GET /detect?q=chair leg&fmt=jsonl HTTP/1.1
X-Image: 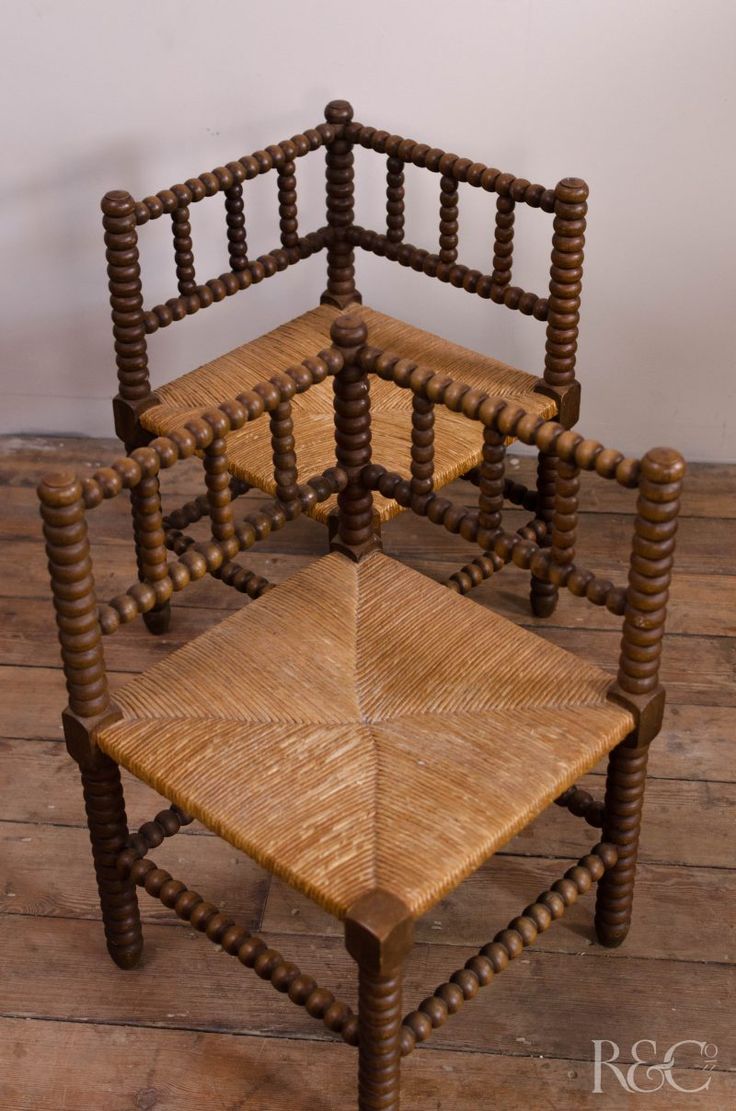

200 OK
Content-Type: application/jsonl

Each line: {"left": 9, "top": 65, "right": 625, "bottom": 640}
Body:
{"left": 595, "top": 737, "right": 650, "bottom": 948}
{"left": 128, "top": 469, "right": 171, "bottom": 636}
{"left": 357, "top": 960, "right": 404, "bottom": 1111}
{"left": 530, "top": 451, "right": 558, "bottom": 616}
{"left": 80, "top": 753, "right": 143, "bottom": 969}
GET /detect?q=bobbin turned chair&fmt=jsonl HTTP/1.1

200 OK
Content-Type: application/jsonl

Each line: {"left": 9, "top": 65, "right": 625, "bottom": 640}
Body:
{"left": 40, "top": 313, "right": 684, "bottom": 1111}
{"left": 104, "top": 98, "right": 587, "bottom": 635}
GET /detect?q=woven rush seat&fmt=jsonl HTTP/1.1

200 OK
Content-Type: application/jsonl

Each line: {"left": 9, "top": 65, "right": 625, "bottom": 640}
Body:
{"left": 95, "top": 549, "right": 633, "bottom": 919}
{"left": 139, "top": 304, "right": 557, "bottom": 524}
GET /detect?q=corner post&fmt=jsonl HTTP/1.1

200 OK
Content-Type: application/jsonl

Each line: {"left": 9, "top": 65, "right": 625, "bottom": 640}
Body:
{"left": 38, "top": 471, "right": 143, "bottom": 969}
{"left": 321, "top": 100, "right": 362, "bottom": 309}
{"left": 596, "top": 447, "right": 685, "bottom": 947}
{"left": 531, "top": 177, "right": 588, "bottom": 617}
{"left": 102, "top": 190, "right": 152, "bottom": 446}
{"left": 330, "top": 313, "right": 380, "bottom": 560}
{"left": 345, "top": 890, "right": 414, "bottom": 1111}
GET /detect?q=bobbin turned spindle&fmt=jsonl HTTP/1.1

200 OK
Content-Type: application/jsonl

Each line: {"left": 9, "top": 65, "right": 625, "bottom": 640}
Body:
{"left": 531, "top": 176, "right": 588, "bottom": 618}
{"left": 38, "top": 470, "right": 143, "bottom": 969}
{"left": 596, "top": 447, "right": 685, "bottom": 947}
{"left": 386, "top": 155, "right": 405, "bottom": 245}
{"left": 330, "top": 312, "right": 379, "bottom": 561}
{"left": 321, "top": 100, "right": 362, "bottom": 308}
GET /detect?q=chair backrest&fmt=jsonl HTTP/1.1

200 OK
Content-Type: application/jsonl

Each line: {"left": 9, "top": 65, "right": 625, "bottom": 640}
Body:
{"left": 103, "top": 100, "right": 587, "bottom": 442}
{"left": 40, "top": 312, "right": 683, "bottom": 753}
{"left": 341, "top": 111, "right": 587, "bottom": 406}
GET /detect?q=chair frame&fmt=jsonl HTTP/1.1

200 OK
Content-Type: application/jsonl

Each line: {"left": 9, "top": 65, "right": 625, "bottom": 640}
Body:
{"left": 39, "top": 312, "right": 684, "bottom": 1110}
{"left": 103, "top": 98, "right": 587, "bottom": 634}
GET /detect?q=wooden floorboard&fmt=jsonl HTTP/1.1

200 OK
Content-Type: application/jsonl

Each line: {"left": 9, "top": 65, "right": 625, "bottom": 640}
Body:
{"left": 6, "top": 1019, "right": 732, "bottom": 1111}
{"left": 0, "top": 434, "right": 733, "bottom": 1109}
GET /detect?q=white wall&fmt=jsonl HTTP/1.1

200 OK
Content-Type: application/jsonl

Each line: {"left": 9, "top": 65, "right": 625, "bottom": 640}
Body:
{"left": 2, "top": 0, "right": 734, "bottom": 460}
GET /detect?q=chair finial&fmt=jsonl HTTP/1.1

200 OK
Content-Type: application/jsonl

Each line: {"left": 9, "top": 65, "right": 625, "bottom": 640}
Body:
{"left": 330, "top": 311, "right": 367, "bottom": 351}
{"left": 324, "top": 99, "right": 354, "bottom": 125}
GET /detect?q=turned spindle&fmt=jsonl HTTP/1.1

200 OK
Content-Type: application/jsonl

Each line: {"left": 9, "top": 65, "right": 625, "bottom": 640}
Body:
{"left": 330, "top": 313, "right": 378, "bottom": 559}
{"left": 596, "top": 447, "right": 685, "bottom": 947}
{"left": 321, "top": 100, "right": 361, "bottom": 308}
{"left": 38, "top": 471, "right": 142, "bottom": 968}
{"left": 102, "top": 190, "right": 150, "bottom": 417}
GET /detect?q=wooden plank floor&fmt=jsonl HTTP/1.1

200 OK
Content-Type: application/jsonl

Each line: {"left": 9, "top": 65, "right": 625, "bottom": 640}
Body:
{"left": 0, "top": 434, "right": 734, "bottom": 1110}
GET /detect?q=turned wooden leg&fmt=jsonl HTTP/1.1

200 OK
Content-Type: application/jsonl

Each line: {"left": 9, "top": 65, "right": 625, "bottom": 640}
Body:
{"left": 39, "top": 468, "right": 142, "bottom": 967}
{"left": 357, "top": 964, "right": 404, "bottom": 1111}
{"left": 345, "top": 890, "right": 413, "bottom": 1111}
{"left": 530, "top": 452, "right": 558, "bottom": 616}
{"left": 80, "top": 753, "right": 143, "bottom": 969}
{"left": 595, "top": 738, "right": 650, "bottom": 948}
{"left": 127, "top": 464, "right": 171, "bottom": 636}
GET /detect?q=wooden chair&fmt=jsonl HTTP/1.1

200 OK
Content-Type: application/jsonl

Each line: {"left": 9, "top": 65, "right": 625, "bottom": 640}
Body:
{"left": 104, "top": 99, "right": 587, "bottom": 634}
{"left": 39, "top": 313, "right": 684, "bottom": 1110}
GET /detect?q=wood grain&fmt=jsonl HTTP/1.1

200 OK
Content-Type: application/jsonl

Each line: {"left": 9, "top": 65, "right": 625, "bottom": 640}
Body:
{"left": 4, "top": 1018, "right": 732, "bottom": 1111}
{"left": 2, "top": 916, "right": 734, "bottom": 1068}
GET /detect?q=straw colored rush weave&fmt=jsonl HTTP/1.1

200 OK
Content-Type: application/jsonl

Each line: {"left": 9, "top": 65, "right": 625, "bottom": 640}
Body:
{"left": 95, "top": 550, "right": 634, "bottom": 919}
{"left": 139, "top": 304, "right": 556, "bottom": 523}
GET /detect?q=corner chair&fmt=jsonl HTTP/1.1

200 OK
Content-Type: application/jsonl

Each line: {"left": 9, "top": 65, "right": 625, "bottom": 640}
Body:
{"left": 40, "top": 311, "right": 684, "bottom": 1110}
{"left": 103, "top": 99, "right": 587, "bottom": 634}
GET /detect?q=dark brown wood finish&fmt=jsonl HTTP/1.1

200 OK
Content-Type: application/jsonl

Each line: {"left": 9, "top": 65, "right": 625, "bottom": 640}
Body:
{"left": 345, "top": 890, "right": 414, "bottom": 1111}
{"left": 116, "top": 807, "right": 361, "bottom": 1048}
{"left": 386, "top": 156, "right": 405, "bottom": 245}
{"left": 550, "top": 459, "right": 579, "bottom": 579}
{"left": 530, "top": 452, "right": 560, "bottom": 617}
{"left": 321, "top": 100, "right": 362, "bottom": 309}
{"left": 59, "top": 99, "right": 692, "bottom": 1106}
{"left": 7, "top": 435, "right": 733, "bottom": 1107}
{"left": 128, "top": 461, "right": 172, "bottom": 636}
{"left": 224, "top": 181, "right": 248, "bottom": 272}
{"left": 438, "top": 174, "right": 459, "bottom": 264}
{"left": 171, "top": 205, "right": 197, "bottom": 296}
{"left": 596, "top": 448, "right": 685, "bottom": 947}
{"left": 79, "top": 754, "right": 144, "bottom": 970}
{"left": 270, "top": 398, "right": 300, "bottom": 511}
{"left": 543, "top": 178, "right": 589, "bottom": 393}
{"left": 101, "top": 190, "right": 150, "bottom": 424}
{"left": 203, "top": 423, "right": 238, "bottom": 556}
{"left": 477, "top": 426, "right": 506, "bottom": 535}
{"left": 31, "top": 391, "right": 691, "bottom": 1108}
{"left": 329, "top": 313, "right": 378, "bottom": 559}
{"left": 38, "top": 471, "right": 142, "bottom": 969}
{"left": 400, "top": 843, "right": 618, "bottom": 1056}
{"left": 530, "top": 177, "right": 588, "bottom": 616}
{"left": 410, "top": 394, "right": 435, "bottom": 500}
{"left": 101, "top": 101, "right": 593, "bottom": 640}
{"left": 491, "top": 194, "right": 515, "bottom": 288}
{"left": 277, "top": 152, "right": 300, "bottom": 251}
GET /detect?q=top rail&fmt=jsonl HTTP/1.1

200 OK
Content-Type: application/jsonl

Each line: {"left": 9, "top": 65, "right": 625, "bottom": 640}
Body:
{"left": 345, "top": 121, "right": 558, "bottom": 210}
{"left": 132, "top": 121, "right": 342, "bottom": 224}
